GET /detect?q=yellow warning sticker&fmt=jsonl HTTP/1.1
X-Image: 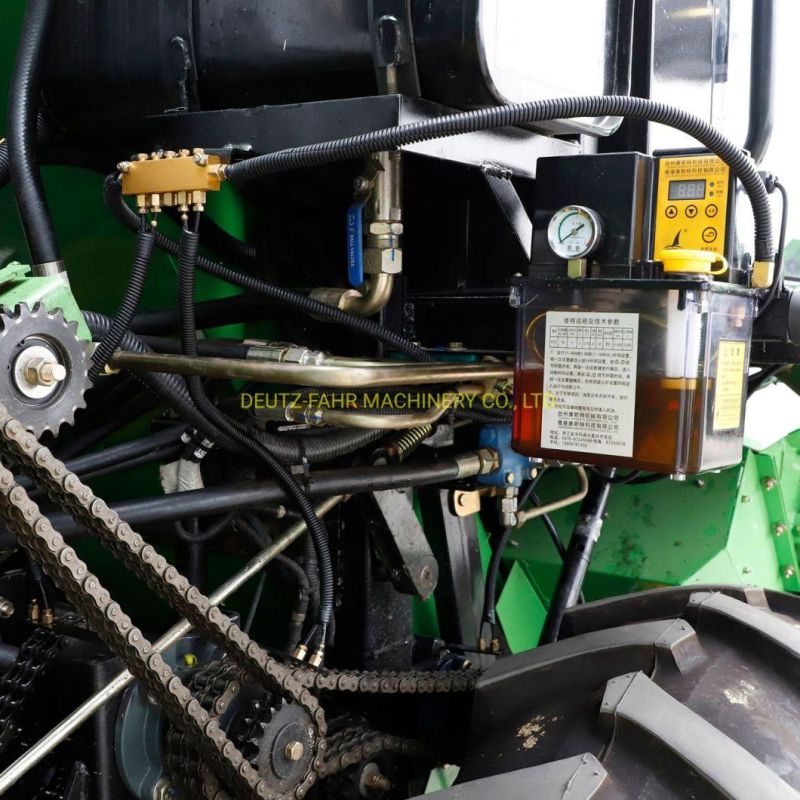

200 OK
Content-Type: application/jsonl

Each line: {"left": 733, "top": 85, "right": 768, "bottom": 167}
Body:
{"left": 713, "top": 339, "right": 747, "bottom": 431}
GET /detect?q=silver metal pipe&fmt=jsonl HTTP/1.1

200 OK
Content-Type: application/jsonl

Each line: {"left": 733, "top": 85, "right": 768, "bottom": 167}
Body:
{"left": 275, "top": 393, "right": 459, "bottom": 430}
{"left": 0, "top": 496, "right": 343, "bottom": 795}
{"left": 310, "top": 273, "right": 396, "bottom": 317}
{"left": 108, "top": 351, "right": 512, "bottom": 388}
{"left": 514, "top": 466, "right": 589, "bottom": 528}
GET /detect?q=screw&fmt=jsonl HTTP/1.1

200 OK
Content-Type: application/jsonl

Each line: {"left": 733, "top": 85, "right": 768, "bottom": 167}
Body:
{"left": 504, "top": 471, "right": 515, "bottom": 485}
{"left": 695, "top": 479, "right": 705, "bottom": 488}
{"left": 775, "top": 524, "right": 788, "bottom": 537}
{"left": 762, "top": 477, "right": 777, "bottom": 491}
{"left": 284, "top": 741, "right": 305, "bottom": 761}
{"left": 0, "top": 598, "right": 14, "bottom": 619}
{"left": 784, "top": 565, "right": 797, "bottom": 579}
{"left": 420, "top": 564, "right": 434, "bottom": 585}
{"left": 117, "top": 161, "right": 132, "bottom": 173}
{"left": 741, "top": 495, "right": 752, "bottom": 504}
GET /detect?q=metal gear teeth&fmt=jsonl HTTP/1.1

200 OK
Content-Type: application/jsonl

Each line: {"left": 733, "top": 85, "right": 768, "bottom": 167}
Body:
{"left": 0, "top": 302, "right": 90, "bottom": 437}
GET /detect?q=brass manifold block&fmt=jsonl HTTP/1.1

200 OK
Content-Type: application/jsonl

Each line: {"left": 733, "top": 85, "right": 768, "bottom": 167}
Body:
{"left": 118, "top": 148, "right": 224, "bottom": 215}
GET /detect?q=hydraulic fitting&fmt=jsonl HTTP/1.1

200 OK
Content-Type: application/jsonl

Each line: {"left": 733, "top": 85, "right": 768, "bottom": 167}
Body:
{"left": 292, "top": 643, "right": 309, "bottom": 663}
{"left": 308, "top": 645, "right": 326, "bottom": 670}
{"left": 364, "top": 150, "right": 403, "bottom": 277}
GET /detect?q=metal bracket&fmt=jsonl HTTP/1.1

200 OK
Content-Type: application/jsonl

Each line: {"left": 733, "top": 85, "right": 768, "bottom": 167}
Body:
{"left": 368, "top": 0, "right": 421, "bottom": 96}
{"left": 367, "top": 488, "right": 438, "bottom": 599}
{"left": 753, "top": 451, "right": 800, "bottom": 591}
{"left": 480, "top": 164, "right": 533, "bottom": 261}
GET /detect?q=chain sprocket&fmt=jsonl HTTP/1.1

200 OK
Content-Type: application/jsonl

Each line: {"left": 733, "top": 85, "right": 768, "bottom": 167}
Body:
{"left": 0, "top": 404, "right": 479, "bottom": 799}
{"left": 0, "top": 304, "right": 89, "bottom": 436}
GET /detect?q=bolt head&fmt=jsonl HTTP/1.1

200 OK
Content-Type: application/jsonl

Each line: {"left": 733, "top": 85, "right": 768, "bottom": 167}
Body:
{"left": 783, "top": 565, "right": 797, "bottom": 579}
{"left": 775, "top": 524, "right": 788, "bottom": 537}
{"left": 284, "top": 741, "right": 305, "bottom": 761}
{"left": 762, "top": 477, "right": 777, "bottom": 491}
{"left": 504, "top": 471, "right": 515, "bottom": 485}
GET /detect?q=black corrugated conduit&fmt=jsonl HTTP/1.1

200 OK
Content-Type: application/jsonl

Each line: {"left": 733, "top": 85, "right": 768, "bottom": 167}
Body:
{"left": 89, "top": 222, "right": 156, "bottom": 380}
{"left": 223, "top": 95, "right": 773, "bottom": 262}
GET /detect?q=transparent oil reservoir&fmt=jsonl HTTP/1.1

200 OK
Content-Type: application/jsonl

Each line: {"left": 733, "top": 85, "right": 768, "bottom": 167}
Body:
{"left": 511, "top": 279, "right": 755, "bottom": 475}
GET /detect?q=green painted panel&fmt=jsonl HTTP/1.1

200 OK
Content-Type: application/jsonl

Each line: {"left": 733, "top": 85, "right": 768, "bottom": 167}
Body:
{"left": 496, "top": 561, "right": 547, "bottom": 653}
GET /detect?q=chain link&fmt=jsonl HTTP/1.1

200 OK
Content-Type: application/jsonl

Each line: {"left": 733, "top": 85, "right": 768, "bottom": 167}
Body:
{"left": 0, "top": 403, "right": 478, "bottom": 798}
{"left": 0, "top": 625, "right": 63, "bottom": 755}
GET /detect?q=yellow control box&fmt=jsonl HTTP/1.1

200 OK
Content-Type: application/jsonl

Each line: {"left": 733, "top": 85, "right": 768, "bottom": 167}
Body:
{"left": 652, "top": 153, "right": 731, "bottom": 258}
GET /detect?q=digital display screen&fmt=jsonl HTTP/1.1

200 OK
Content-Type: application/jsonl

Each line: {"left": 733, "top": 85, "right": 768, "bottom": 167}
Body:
{"left": 668, "top": 179, "right": 706, "bottom": 201}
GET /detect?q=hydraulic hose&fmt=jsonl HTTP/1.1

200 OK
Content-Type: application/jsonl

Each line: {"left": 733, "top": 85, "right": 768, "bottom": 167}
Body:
{"left": 89, "top": 309, "right": 384, "bottom": 464}
{"left": 248, "top": 425, "right": 385, "bottom": 465}
{"left": 481, "top": 526, "right": 513, "bottom": 629}
{"left": 103, "top": 176, "right": 433, "bottom": 362}
{"left": 89, "top": 222, "right": 156, "bottom": 380}
{"left": 7, "top": 0, "right": 62, "bottom": 272}
{"left": 174, "top": 513, "right": 236, "bottom": 544}
{"left": 224, "top": 96, "right": 774, "bottom": 262}
{"left": 176, "top": 224, "right": 336, "bottom": 636}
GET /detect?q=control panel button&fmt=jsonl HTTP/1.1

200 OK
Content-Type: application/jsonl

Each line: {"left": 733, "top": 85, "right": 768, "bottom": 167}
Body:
{"left": 685, "top": 205, "right": 698, "bottom": 218}
{"left": 706, "top": 204, "right": 718, "bottom": 218}
{"left": 702, "top": 227, "right": 718, "bottom": 244}
{"left": 665, "top": 205, "right": 678, "bottom": 219}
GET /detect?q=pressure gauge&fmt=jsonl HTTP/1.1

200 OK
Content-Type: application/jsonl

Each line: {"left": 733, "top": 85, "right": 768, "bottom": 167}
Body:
{"left": 547, "top": 205, "right": 605, "bottom": 260}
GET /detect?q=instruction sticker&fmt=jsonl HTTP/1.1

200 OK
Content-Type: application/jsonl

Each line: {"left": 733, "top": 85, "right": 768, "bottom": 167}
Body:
{"left": 713, "top": 339, "right": 747, "bottom": 431}
{"left": 541, "top": 311, "right": 639, "bottom": 457}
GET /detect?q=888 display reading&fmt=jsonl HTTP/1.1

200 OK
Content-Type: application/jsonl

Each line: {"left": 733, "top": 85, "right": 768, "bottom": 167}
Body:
{"left": 668, "top": 179, "right": 706, "bottom": 201}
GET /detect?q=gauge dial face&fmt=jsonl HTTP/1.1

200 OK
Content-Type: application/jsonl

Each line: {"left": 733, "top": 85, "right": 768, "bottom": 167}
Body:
{"left": 547, "top": 205, "right": 604, "bottom": 260}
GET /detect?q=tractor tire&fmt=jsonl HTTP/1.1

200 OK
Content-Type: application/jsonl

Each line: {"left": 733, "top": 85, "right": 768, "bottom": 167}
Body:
{"left": 424, "top": 586, "right": 800, "bottom": 800}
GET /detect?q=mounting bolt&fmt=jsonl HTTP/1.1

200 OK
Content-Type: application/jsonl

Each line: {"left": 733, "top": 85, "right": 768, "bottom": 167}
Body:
{"left": 783, "top": 565, "right": 796, "bottom": 580}
{"left": 183, "top": 653, "right": 198, "bottom": 668}
{"left": 25, "top": 357, "right": 66, "bottom": 387}
{"left": 284, "top": 741, "right": 305, "bottom": 762}
{"left": 762, "top": 476, "right": 777, "bottom": 492}
{"left": 0, "top": 598, "right": 14, "bottom": 619}
{"left": 153, "top": 778, "right": 173, "bottom": 800}
{"left": 694, "top": 479, "right": 705, "bottom": 488}
{"left": 117, "top": 161, "right": 132, "bottom": 173}
{"left": 741, "top": 495, "right": 752, "bottom": 504}
{"left": 362, "top": 769, "right": 393, "bottom": 794}
{"left": 504, "top": 471, "right": 515, "bottom": 486}
{"left": 775, "top": 524, "right": 788, "bottom": 537}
